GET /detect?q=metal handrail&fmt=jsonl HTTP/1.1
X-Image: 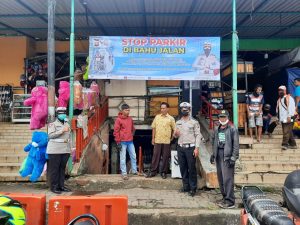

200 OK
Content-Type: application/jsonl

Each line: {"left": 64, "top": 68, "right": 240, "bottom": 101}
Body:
{"left": 71, "top": 97, "right": 109, "bottom": 162}
{"left": 200, "top": 96, "right": 221, "bottom": 129}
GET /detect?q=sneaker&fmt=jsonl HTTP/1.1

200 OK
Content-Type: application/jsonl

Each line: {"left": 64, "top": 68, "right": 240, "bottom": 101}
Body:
{"left": 289, "top": 146, "right": 297, "bottom": 149}
{"left": 218, "top": 202, "right": 235, "bottom": 209}
{"left": 121, "top": 175, "right": 129, "bottom": 180}
{"left": 282, "top": 146, "right": 288, "bottom": 150}
{"left": 216, "top": 198, "right": 225, "bottom": 205}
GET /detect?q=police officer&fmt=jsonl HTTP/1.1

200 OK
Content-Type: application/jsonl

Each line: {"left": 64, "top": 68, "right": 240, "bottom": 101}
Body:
{"left": 210, "top": 110, "right": 239, "bottom": 209}
{"left": 174, "top": 102, "right": 201, "bottom": 197}
{"left": 47, "top": 107, "right": 71, "bottom": 194}
{"left": 192, "top": 42, "right": 220, "bottom": 77}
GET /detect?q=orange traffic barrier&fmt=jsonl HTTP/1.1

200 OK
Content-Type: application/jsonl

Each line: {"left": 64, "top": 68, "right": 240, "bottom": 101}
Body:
{"left": 48, "top": 195, "right": 128, "bottom": 225}
{"left": 240, "top": 209, "right": 248, "bottom": 225}
{"left": 0, "top": 192, "right": 46, "bottom": 225}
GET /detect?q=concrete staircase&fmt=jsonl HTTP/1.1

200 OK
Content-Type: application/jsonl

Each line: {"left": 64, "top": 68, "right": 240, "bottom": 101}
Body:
{"left": 236, "top": 125, "right": 300, "bottom": 185}
{"left": 0, "top": 123, "right": 46, "bottom": 181}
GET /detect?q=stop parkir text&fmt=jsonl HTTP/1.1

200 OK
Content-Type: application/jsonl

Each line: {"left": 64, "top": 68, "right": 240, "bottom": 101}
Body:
{"left": 123, "top": 47, "right": 186, "bottom": 54}
{"left": 122, "top": 38, "right": 187, "bottom": 46}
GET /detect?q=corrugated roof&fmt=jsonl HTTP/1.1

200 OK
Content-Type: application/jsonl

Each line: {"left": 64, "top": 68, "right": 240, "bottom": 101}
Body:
{"left": 0, "top": 0, "right": 299, "bottom": 40}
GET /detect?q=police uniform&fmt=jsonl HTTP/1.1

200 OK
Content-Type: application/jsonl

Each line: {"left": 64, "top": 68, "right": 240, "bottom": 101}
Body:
{"left": 192, "top": 43, "right": 220, "bottom": 77}
{"left": 175, "top": 104, "right": 201, "bottom": 193}
{"left": 47, "top": 115, "right": 71, "bottom": 193}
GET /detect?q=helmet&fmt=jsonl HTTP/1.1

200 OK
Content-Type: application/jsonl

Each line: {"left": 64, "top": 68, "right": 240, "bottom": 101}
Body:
{"left": 179, "top": 102, "right": 191, "bottom": 109}
{"left": 0, "top": 196, "right": 26, "bottom": 225}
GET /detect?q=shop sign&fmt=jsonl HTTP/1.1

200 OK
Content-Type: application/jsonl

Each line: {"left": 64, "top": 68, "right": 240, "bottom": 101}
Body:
{"left": 88, "top": 36, "right": 220, "bottom": 81}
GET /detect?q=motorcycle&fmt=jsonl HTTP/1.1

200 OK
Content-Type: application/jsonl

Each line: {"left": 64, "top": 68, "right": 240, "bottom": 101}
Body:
{"left": 240, "top": 169, "right": 300, "bottom": 225}
{"left": 67, "top": 214, "right": 100, "bottom": 225}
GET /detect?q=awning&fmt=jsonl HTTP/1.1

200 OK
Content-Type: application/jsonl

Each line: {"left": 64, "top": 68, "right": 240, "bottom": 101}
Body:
{"left": 269, "top": 47, "right": 300, "bottom": 74}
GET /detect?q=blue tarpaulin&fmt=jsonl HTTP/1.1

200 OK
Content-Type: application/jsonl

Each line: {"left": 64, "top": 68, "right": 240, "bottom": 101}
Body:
{"left": 287, "top": 68, "right": 300, "bottom": 96}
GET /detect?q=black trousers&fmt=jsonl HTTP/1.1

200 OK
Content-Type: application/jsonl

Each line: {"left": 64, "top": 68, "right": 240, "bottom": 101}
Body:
{"left": 48, "top": 154, "right": 70, "bottom": 190}
{"left": 150, "top": 144, "right": 171, "bottom": 174}
{"left": 216, "top": 149, "right": 235, "bottom": 205}
{"left": 177, "top": 147, "right": 197, "bottom": 191}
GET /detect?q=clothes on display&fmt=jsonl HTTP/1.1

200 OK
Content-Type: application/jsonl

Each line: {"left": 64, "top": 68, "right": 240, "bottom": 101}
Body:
{"left": 0, "top": 85, "right": 13, "bottom": 122}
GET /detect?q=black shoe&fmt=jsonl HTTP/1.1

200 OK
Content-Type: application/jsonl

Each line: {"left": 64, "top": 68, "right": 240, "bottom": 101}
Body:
{"left": 60, "top": 186, "right": 71, "bottom": 192}
{"left": 51, "top": 188, "right": 62, "bottom": 194}
{"left": 178, "top": 188, "right": 190, "bottom": 193}
{"left": 145, "top": 172, "right": 156, "bottom": 178}
{"left": 161, "top": 173, "right": 167, "bottom": 179}
{"left": 188, "top": 190, "right": 196, "bottom": 197}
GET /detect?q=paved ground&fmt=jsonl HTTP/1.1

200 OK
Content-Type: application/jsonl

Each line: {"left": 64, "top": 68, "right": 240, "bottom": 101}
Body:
{"left": 0, "top": 179, "right": 284, "bottom": 210}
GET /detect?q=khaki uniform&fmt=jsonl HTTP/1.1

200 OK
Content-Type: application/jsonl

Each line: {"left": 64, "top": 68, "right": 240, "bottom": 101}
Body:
{"left": 46, "top": 119, "right": 71, "bottom": 154}
{"left": 192, "top": 54, "right": 220, "bottom": 76}
{"left": 176, "top": 118, "right": 201, "bottom": 148}
{"left": 175, "top": 117, "right": 201, "bottom": 192}
{"left": 46, "top": 118, "right": 71, "bottom": 192}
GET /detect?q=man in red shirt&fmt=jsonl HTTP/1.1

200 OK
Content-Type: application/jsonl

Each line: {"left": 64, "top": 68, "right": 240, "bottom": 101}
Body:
{"left": 113, "top": 104, "right": 137, "bottom": 180}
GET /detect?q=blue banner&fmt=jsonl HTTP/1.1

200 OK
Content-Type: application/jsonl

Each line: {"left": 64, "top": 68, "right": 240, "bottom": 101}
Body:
{"left": 88, "top": 36, "right": 220, "bottom": 81}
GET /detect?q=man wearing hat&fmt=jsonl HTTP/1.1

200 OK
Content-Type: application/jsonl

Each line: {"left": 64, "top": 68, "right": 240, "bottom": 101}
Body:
{"left": 192, "top": 42, "right": 220, "bottom": 77}
{"left": 46, "top": 107, "right": 71, "bottom": 194}
{"left": 210, "top": 110, "right": 239, "bottom": 209}
{"left": 173, "top": 102, "right": 201, "bottom": 197}
{"left": 277, "top": 85, "right": 297, "bottom": 150}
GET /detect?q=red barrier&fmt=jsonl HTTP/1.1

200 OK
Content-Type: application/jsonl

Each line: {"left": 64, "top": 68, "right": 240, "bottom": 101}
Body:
{"left": 200, "top": 96, "right": 220, "bottom": 130}
{"left": 0, "top": 193, "right": 46, "bottom": 225}
{"left": 240, "top": 209, "right": 248, "bottom": 225}
{"left": 48, "top": 195, "right": 128, "bottom": 225}
{"left": 71, "top": 97, "right": 108, "bottom": 162}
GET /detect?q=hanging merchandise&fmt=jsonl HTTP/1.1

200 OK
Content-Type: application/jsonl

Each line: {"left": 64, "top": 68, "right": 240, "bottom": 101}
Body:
{"left": 24, "top": 86, "right": 48, "bottom": 130}
{"left": 0, "top": 85, "right": 13, "bottom": 122}
{"left": 82, "top": 88, "right": 90, "bottom": 110}
{"left": 83, "top": 56, "right": 89, "bottom": 81}
{"left": 19, "top": 131, "right": 48, "bottom": 182}
{"left": 58, "top": 81, "right": 70, "bottom": 107}
{"left": 90, "top": 81, "right": 100, "bottom": 106}
{"left": 74, "top": 81, "right": 83, "bottom": 109}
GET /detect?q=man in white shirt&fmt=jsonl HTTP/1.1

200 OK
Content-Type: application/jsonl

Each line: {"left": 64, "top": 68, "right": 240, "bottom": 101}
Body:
{"left": 276, "top": 85, "right": 297, "bottom": 150}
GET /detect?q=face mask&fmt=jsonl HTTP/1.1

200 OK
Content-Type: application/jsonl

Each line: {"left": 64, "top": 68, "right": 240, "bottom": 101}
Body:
{"left": 279, "top": 92, "right": 285, "bottom": 97}
{"left": 181, "top": 111, "right": 189, "bottom": 116}
{"left": 219, "top": 119, "right": 229, "bottom": 126}
{"left": 253, "top": 92, "right": 259, "bottom": 97}
{"left": 58, "top": 114, "right": 67, "bottom": 122}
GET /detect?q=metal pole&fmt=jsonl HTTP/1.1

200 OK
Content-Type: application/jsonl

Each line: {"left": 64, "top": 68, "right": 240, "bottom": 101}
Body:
{"left": 232, "top": 0, "right": 238, "bottom": 126}
{"left": 69, "top": 0, "right": 75, "bottom": 119}
{"left": 189, "top": 80, "right": 193, "bottom": 114}
{"left": 47, "top": 0, "right": 56, "bottom": 122}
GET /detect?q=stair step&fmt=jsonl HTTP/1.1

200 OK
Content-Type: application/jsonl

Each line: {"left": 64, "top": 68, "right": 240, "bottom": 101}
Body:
{"left": 0, "top": 155, "right": 27, "bottom": 163}
{"left": 240, "top": 161, "right": 300, "bottom": 172}
{"left": 235, "top": 172, "right": 288, "bottom": 185}
{"left": 240, "top": 148, "right": 299, "bottom": 154}
{"left": 0, "top": 163, "right": 21, "bottom": 173}
{"left": 240, "top": 154, "right": 300, "bottom": 161}
{"left": 0, "top": 173, "right": 46, "bottom": 182}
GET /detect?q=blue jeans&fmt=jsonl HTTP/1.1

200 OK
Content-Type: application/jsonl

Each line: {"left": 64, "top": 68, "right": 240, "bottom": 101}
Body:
{"left": 120, "top": 141, "right": 137, "bottom": 175}
{"left": 263, "top": 117, "right": 271, "bottom": 133}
